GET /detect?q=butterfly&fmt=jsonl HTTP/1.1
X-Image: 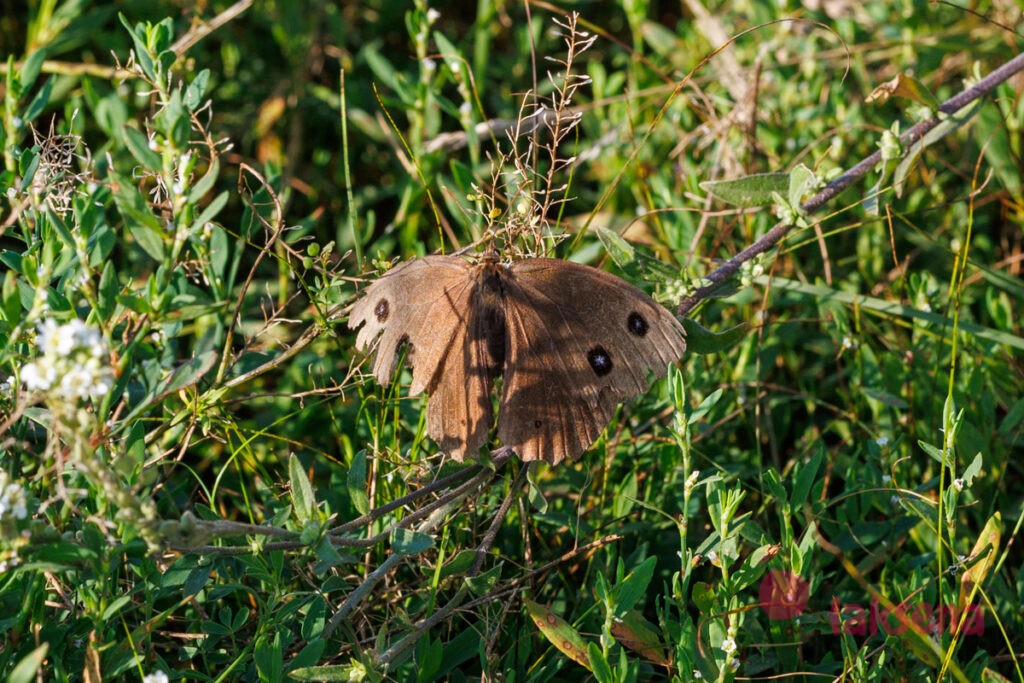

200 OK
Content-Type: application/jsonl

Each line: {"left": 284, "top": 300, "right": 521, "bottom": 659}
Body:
{"left": 348, "top": 253, "right": 686, "bottom": 464}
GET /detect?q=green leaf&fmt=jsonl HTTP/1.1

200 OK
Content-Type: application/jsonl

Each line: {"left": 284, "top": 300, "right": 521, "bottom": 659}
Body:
{"left": 254, "top": 631, "right": 284, "bottom": 683}
{"left": 894, "top": 100, "right": 981, "bottom": 198}
{"left": 87, "top": 223, "right": 116, "bottom": 267}
{"left": 681, "top": 318, "right": 748, "bottom": 354}
{"left": 587, "top": 642, "right": 613, "bottom": 683}
{"left": 595, "top": 226, "right": 636, "bottom": 268}
{"left": 20, "top": 48, "right": 47, "bottom": 90}
{"left": 791, "top": 445, "right": 824, "bottom": 510}
{"left": 289, "top": 664, "right": 367, "bottom": 681}
{"left": 527, "top": 465, "right": 548, "bottom": 513}
{"left": 110, "top": 170, "right": 166, "bottom": 262}
{"left": 8, "top": 644, "right": 49, "bottom": 683}
{"left": 184, "top": 68, "right": 211, "bottom": 110}
{"left": 119, "top": 14, "right": 156, "bottom": 83}
{"left": 122, "top": 125, "right": 161, "bottom": 170}
{"left": 183, "top": 565, "right": 212, "bottom": 597}
{"left": 688, "top": 388, "right": 723, "bottom": 426}
{"left": 97, "top": 260, "right": 118, "bottom": 319}
{"left": 439, "top": 550, "right": 476, "bottom": 579}
{"left": 23, "top": 76, "right": 53, "bottom": 123}
{"left": 193, "top": 190, "right": 229, "bottom": 229}
{"left": 363, "top": 45, "right": 409, "bottom": 102}
{"left": 701, "top": 172, "right": 788, "bottom": 207}
{"left": 464, "top": 563, "right": 502, "bottom": 595}
{"left": 188, "top": 159, "right": 221, "bottom": 203}
{"left": 101, "top": 594, "right": 133, "bottom": 621}
{"left": 347, "top": 450, "right": 369, "bottom": 515}
{"left": 613, "top": 556, "right": 656, "bottom": 617}
{"left": 289, "top": 453, "right": 316, "bottom": 524}
{"left": 391, "top": 528, "right": 433, "bottom": 555}
{"left": 787, "top": 163, "right": 817, "bottom": 208}
{"left": 918, "top": 440, "right": 946, "bottom": 466}
{"left": 962, "top": 452, "right": 983, "bottom": 487}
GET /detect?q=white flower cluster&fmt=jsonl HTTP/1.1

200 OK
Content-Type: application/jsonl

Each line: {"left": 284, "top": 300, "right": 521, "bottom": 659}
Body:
{"left": 20, "top": 319, "right": 114, "bottom": 402}
{"left": 0, "top": 471, "right": 27, "bottom": 521}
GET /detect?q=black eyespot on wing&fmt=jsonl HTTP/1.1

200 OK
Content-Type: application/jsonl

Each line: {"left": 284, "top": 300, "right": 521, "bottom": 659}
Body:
{"left": 587, "top": 346, "right": 613, "bottom": 377}
{"left": 627, "top": 311, "right": 649, "bottom": 337}
{"left": 374, "top": 299, "right": 390, "bottom": 322}
{"left": 533, "top": 420, "right": 543, "bottom": 429}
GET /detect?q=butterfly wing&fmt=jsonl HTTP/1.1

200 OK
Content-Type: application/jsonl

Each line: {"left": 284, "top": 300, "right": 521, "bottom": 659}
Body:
{"left": 348, "top": 255, "right": 497, "bottom": 460}
{"left": 498, "top": 259, "right": 686, "bottom": 464}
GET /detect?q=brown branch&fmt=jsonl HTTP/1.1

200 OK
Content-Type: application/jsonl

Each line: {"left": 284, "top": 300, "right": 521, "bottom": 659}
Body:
{"left": 677, "top": 50, "right": 1024, "bottom": 316}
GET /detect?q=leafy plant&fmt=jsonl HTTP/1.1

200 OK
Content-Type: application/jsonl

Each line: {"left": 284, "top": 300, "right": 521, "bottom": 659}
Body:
{"left": 0, "top": 2, "right": 1022, "bottom": 682}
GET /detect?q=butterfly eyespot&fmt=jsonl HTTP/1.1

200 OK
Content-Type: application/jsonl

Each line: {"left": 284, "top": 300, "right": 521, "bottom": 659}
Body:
{"left": 587, "top": 346, "right": 613, "bottom": 377}
{"left": 627, "top": 311, "right": 649, "bottom": 337}
{"left": 533, "top": 419, "right": 543, "bottom": 428}
{"left": 374, "top": 299, "right": 390, "bottom": 322}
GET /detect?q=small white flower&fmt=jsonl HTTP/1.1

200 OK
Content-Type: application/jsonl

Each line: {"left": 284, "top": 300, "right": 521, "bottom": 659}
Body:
{"left": 458, "top": 101, "right": 472, "bottom": 116}
{"left": 921, "top": 302, "right": 932, "bottom": 313}
{"left": 0, "top": 473, "right": 28, "bottom": 521}
{"left": 721, "top": 637, "right": 737, "bottom": 654}
{"left": 12, "top": 116, "right": 22, "bottom": 129}
{"left": 421, "top": 58, "right": 436, "bottom": 74}
{"left": 20, "top": 319, "right": 113, "bottom": 403}
{"left": 20, "top": 362, "right": 51, "bottom": 391}
{"left": 426, "top": 8, "right": 440, "bottom": 23}
{"left": 882, "top": 475, "right": 892, "bottom": 484}
{"left": 692, "top": 671, "right": 703, "bottom": 680}
{"left": 143, "top": 672, "right": 169, "bottom": 683}
{"left": 730, "top": 658, "right": 741, "bottom": 671}
{"left": 707, "top": 550, "right": 718, "bottom": 563}
{"left": 842, "top": 335, "right": 857, "bottom": 350}
{"left": 875, "top": 436, "right": 889, "bottom": 447}
{"left": 449, "top": 61, "right": 461, "bottom": 74}
{"left": 5, "top": 187, "right": 16, "bottom": 199}
{"left": 890, "top": 495, "right": 900, "bottom": 505}
{"left": 953, "top": 478, "right": 964, "bottom": 491}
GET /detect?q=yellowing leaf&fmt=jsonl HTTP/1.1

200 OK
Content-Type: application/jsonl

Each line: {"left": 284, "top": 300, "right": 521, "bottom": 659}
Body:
{"left": 958, "top": 512, "right": 1001, "bottom": 614}
{"left": 524, "top": 600, "right": 591, "bottom": 670}
{"left": 611, "top": 610, "right": 670, "bottom": 668}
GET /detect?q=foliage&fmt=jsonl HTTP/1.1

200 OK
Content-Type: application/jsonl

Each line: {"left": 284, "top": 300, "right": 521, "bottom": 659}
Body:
{"left": 1, "top": 1, "right": 1022, "bottom": 681}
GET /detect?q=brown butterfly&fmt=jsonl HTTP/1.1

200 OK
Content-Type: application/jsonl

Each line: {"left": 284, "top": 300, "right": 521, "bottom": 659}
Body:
{"left": 348, "top": 253, "right": 686, "bottom": 465}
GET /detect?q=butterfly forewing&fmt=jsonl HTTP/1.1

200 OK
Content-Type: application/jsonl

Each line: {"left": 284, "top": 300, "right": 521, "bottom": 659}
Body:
{"left": 498, "top": 259, "right": 686, "bottom": 464}
{"left": 349, "top": 256, "right": 475, "bottom": 395}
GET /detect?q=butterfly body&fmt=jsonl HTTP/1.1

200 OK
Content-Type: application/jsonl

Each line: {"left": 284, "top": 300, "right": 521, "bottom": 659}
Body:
{"left": 349, "top": 254, "right": 686, "bottom": 464}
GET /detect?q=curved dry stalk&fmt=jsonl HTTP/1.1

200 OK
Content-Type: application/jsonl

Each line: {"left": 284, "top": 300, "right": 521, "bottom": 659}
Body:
{"left": 322, "top": 451, "right": 519, "bottom": 641}
{"left": 374, "top": 462, "right": 533, "bottom": 668}
{"left": 329, "top": 448, "right": 513, "bottom": 536}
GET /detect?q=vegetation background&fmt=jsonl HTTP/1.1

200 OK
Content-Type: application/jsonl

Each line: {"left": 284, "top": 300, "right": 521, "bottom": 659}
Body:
{"left": 0, "top": 0, "right": 1022, "bottom": 681}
